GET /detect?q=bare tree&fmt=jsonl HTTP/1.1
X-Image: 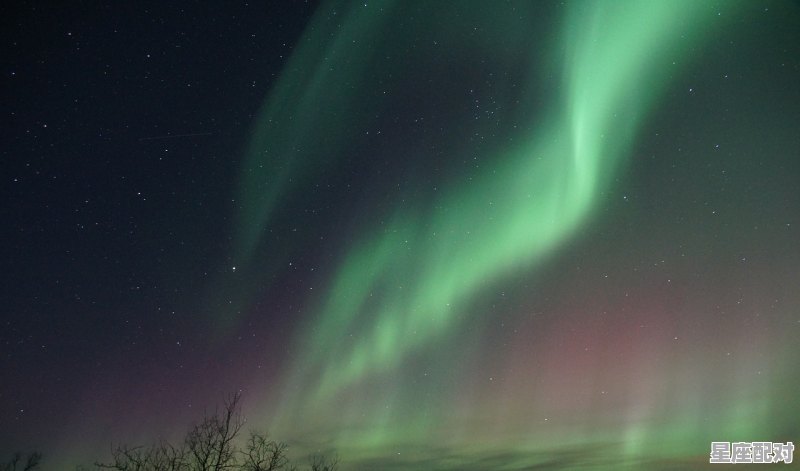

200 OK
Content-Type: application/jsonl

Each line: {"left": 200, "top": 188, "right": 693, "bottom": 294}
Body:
{"left": 241, "top": 432, "right": 291, "bottom": 471}
{"left": 147, "top": 441, "right": 187, "bottom": 471}
{"left": 96, "top": 444, "right": 147, "bottom": 471}
{"left": 91, "top": 392, "right": 338, "bottom": 471}
{"left": 96, "top": 441, "right": 187, "bottom": 471}
{"left": 185, "top": 393, "right": 245, "bottom": 471}
{"left": 308, "top": 454, "right": 338, "bottom": 471}
{"left": 1, "top": 452, "right": 42, "bottom": 471}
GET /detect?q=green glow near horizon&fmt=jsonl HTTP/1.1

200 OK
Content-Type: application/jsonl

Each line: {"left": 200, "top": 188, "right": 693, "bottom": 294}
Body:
{"left": 233, "top": 0, "right": 768, "bottom": 464}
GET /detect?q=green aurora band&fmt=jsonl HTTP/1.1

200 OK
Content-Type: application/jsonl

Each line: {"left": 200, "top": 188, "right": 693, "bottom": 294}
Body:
{"left": 233, "top": 0, "right": 794, "bottom": 467}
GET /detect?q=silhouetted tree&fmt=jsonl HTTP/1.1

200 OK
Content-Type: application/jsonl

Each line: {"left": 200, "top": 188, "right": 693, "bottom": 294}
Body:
{"left": 94, "top": 392, "right": 331, "bottom": 471}
{"left": 147, "top": 442, "right": 186, "bottom": 471}
{"left": 1, "top": 452, "right": 42, "bottom": 471}
{"left": 96, "top": 444, "right": 149, "bottom": 471}
{"left": 308, "top": 454, "right": 338, "bottom": 471}
{"left": 97, "top": 441, "right": 185, "bottom": 471}
{"left": 185, "top": 393, "right": 244, "bottom": 471}
{"left": 241, "top": 432, "right": 292, "bottom": 471}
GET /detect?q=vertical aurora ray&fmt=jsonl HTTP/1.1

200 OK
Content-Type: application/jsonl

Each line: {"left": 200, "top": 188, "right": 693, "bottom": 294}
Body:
{"left": 231, "top": 0, "right": 776, "bottom": 466}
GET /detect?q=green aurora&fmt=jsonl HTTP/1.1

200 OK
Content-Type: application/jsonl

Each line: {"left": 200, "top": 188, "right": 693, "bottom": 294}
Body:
{"left": 231, "top": 0, "right": 798, "bottom": 468}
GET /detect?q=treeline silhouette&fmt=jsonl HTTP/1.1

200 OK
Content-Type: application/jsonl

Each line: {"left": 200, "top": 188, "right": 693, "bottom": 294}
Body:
{"left": 3, "top": 394, "right": 338, "bottom": 471}
{"left": 1, "top": 452, "right": 41, "bottom": 471}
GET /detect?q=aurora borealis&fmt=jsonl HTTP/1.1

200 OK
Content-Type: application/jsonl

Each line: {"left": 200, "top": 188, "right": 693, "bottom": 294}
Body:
{"left": 2, "top": 0, "right": 800, "bottom": 469}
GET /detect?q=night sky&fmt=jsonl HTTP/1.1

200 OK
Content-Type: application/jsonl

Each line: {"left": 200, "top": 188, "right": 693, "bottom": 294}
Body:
{"left": 2, "top": 1, "right": 799, "bottom": 470}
